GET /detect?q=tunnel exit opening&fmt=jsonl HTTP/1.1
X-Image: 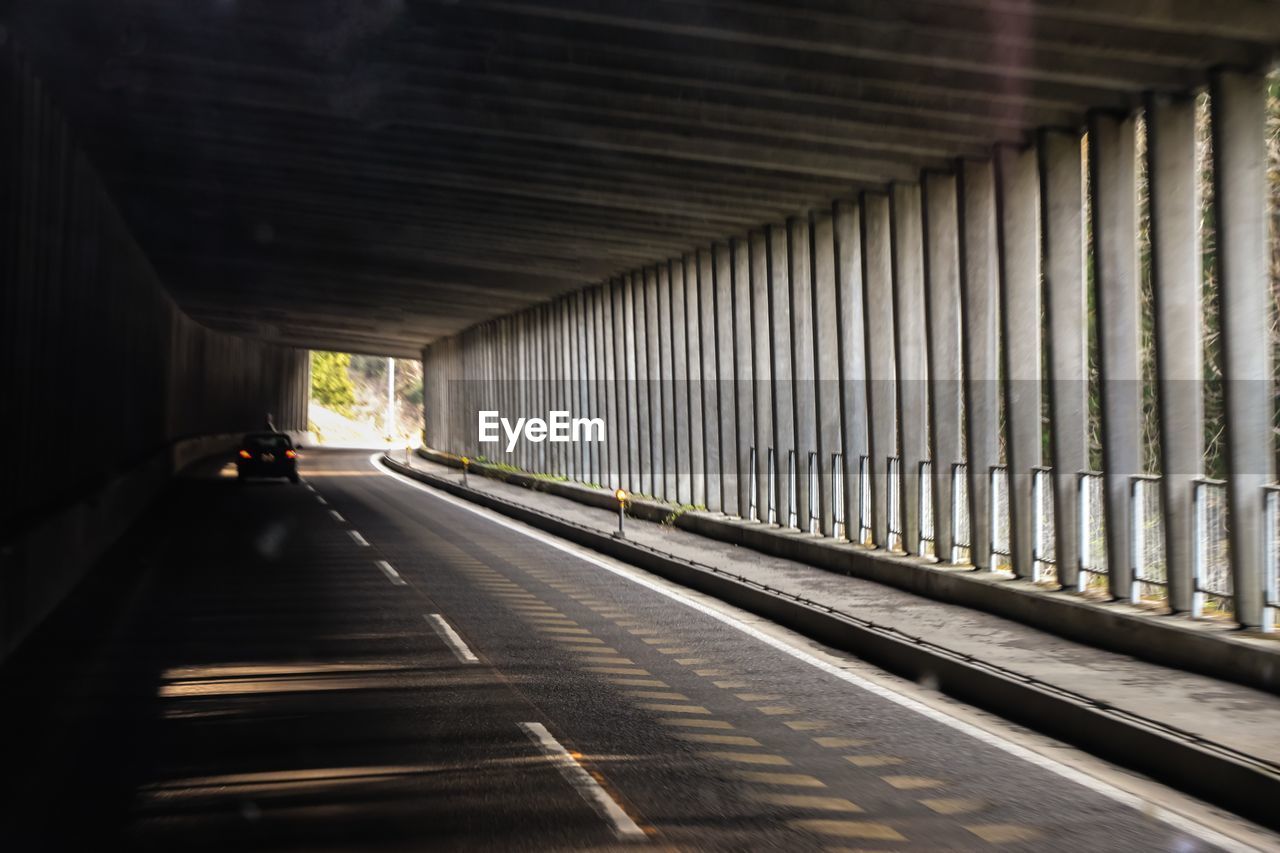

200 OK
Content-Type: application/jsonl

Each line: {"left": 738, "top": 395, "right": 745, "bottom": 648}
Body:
{"left": 308, "top": 351, "right": 423, "bottom": 449}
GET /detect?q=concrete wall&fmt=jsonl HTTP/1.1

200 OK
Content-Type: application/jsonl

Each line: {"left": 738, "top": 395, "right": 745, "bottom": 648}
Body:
{"left": 420, "top": 66, "right": 1279, "bottom": 634}
{"left": 0, "top": 43, "right": 309, "bottom": 661}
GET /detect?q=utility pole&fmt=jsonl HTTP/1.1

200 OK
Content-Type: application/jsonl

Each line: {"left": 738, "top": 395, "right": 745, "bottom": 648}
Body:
{"left": 386, "top": 356, "right": 396, "bottom": 440}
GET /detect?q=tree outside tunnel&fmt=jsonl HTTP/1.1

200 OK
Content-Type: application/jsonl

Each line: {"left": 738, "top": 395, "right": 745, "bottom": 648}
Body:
{"left": 309, "top": 350, "right": 423, "bottom": 445}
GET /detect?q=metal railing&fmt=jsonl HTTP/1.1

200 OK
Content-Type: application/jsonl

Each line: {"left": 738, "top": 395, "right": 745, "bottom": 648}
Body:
{"left": 787, "top": 450, "right": 798, "bottom": 529}
{"left": 1130, "top": 474, "right": 1167, "bottom": 604}
{"left": 1192, "top": 476, "right": 1232, "bottom": 617}
{"left": 858, "top": 454, "right": 872, "bottom": 546}
{"left": 887, "top": 456, "right": 903, "bottom": 552}
{"left": 832, "top": 453, "right": 846, "bottom": 540}
{"left": 748, "top": 445, "right": 758, "bottom": 521}
{"left": 1076, "top": 471, "right": 1107, "bottom": 591}
{"left": 918, "top": 460, "right": 935, "bottom": 557}
{"left": 1265, "top": 484, "right": 1280, "bottom": 633}
{"left": 951, "top": 462, "right": 971, "bottom": 565}
{"left": 808, "top": 451, "right": 820, "bottom": 534}
{"left": 767, "top": 447, "right": 777, "bottom": 525}
{"left": 989, "top": 464, "right": 1011, "bottom": 571}
{"left": 1031, "top": 466, "right": 1057, "bottom": 585}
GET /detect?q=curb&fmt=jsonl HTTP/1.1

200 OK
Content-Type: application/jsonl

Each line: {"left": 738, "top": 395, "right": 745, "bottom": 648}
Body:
{"left": 383, "top": 453, "right": 1280, "bottom": 832}
{"left": 414, "top": 448, "right": 1280, "bottom": 696}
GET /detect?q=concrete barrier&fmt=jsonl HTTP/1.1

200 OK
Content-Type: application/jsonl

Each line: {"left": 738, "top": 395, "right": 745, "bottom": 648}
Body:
{"left": 0, "top": 434, "right": 241, "bottom": 663}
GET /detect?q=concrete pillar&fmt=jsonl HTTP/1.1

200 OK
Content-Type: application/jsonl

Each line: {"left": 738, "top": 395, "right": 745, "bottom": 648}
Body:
{"left": 699, "top": 248, "right": 722, "bottom": 511}
{"left": 594, "top": 285, "right": 610, "bottom": 485}
{"left": 583, "top": 289, "right": 599, "bottom": 484}
{"left": 891, "top": 184, "right": 930, "bottom": 555}
{"left": 565, "top": 304, "right": 576, "bottom": 472}
{"left": 684, "top": 254, "right": 706, "bottom": 507}
{"left": 577, "top": 291, "right": 592, "bottom": 482}
{"left": 768, "top": 224, "right": 796, "bottom": 527}
{"left": 1039, "top": 129, "right": 1088, "bottom": 590}
{"left": 810, "top": 211, "right": 842, "bottom": 537}
{"left": 995, "top": 143, "right": 1043, "bottom": 580}
{"left": 546, "top": 308, "right": 557, "bottom": 470}
{"left": 834, "top": 200, "right": 868, "bottom": 542}
{"left": 1146, "top": 94, "right": 1201, "bottom": 612}
{"left": 609, "top": 277, "right": 629, "bottom": 489}
{"left": 507, "top": 318, "right": 519, "bottom": 468}
{"left": 714, "top": 243, "right": 739, "bottom": 516}
{"left": 789, "top": 218, "right": 819, "bottom": 533}
{"left": 631, "top": 272, "right": 652, "bottom": 495}
{"left": 1211, "top": 70, "right": 1274, "bottom": 628}
{"left": 542, "top": 306, "right": 555, "bottom": 472}
{"left": 958, "top": 159, "right": 1001, "bottom": 570}
{"left": 861, "top": 192, "right": 898, "bottom": 549}
{"left": 535, "top": 306, "right": 545, "bottom": 468}
{"left": 564, "top": 297, "right": 576, "bottom": 478}
{"left": 599, "top": 280, "right": 619, "bottom": 489}
{"left": 558, "top": 297, "right": 572, "bottom": 479}
{"left": 670, "top": 257, "right": 692, "bottom": 504}
{"left": 567, "top": 297, "right": 580, "bottom": 478}
{"left": 749, "top": 231, "right": 775, "bottom": 522}
{"left": 922, "top": 172, "right": 964, "bottom": 562}
{"left": 732, "top": 237, "right": 755, "bottom": 519}
{"left": 645, "top": 266, "right": 663, "bottom": 498}
{"left": 541, "top": 305, "right": 554, "bottom": 471}
{"left": 514, "top": 319, "right": 525, "bottom": 464}
{"left": 1089, "top": 111, "right": 1141, "bottom": 601}
{"left": 623, "top": 273, "right": 642, "bottom": 493}
{"left": 657, "top": 263, "right": 677, "bottom": 500}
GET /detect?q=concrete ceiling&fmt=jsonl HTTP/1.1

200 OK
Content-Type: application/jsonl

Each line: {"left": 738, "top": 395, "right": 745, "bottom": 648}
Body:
{"left": 3, "top": 0, "right": 1278, "bottom": 356}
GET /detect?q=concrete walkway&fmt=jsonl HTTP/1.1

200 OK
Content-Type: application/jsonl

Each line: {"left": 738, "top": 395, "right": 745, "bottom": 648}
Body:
{"left": 395, "top": 452, "right": 1280, "bottom": 777}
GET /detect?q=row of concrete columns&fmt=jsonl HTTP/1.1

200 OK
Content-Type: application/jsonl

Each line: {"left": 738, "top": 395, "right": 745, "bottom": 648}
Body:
{"left": 423, "top": 68, "right": 1275, "bottom": 629}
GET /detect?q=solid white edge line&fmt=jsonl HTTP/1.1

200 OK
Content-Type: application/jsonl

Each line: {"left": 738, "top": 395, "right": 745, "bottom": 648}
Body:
{"left": 348, "top": 530, "right": 370, "bottom": 547}
{"left": 519, "top": 721, "right": 647, "bottom": 841}
{"left": 375, "top": 559, "right": 406, "bottom": 586}
{"left": 371, "top": 454, "right": 1261, "bottom": 853}
{"left": 330, "top": 509, "right": 346, "bottom": 523}
{"left": 426, "top": 613, "right": 479, "bottom": 663}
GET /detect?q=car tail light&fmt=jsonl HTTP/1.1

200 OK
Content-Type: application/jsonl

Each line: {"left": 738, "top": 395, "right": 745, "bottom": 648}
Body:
{"left": 285, "top": 449, "right": 297, "bottom": 459}
{"left": 239, "top": 449, "right": 252, "bottom": 459}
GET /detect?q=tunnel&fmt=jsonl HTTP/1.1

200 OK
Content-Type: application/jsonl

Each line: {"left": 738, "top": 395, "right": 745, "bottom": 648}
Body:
{"left": 4, "top": 2, "right": 1280, "bottom": 850}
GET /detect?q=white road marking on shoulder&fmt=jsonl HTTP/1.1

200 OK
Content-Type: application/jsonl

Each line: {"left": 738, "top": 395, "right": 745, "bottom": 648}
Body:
{"left": 329, "top": 510, "right": 346, "bottom": 523}
{"left": 375, "top": 560, "right": 406, "bottom": 586}
{"left": 372, "top": 454, "right": 1261, "bottom": 852}
{"left": 348, "top": 530, "right": 369, "bottom": 547}
{"left": 518, "top": 721, "right": 647, "bottom": 841}
{"left": 426, "top": 614, "right": 479, "bottom": 663}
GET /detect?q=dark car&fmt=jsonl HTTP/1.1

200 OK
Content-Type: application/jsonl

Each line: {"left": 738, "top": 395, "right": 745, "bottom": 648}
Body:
{"left": 236, "top": 432, "right": 300, "bottom": 483}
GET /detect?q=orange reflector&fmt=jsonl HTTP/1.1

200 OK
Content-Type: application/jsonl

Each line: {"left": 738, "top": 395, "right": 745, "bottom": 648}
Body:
{"left": 239, "top": 450, "right": 252, "bottom": 459}
{"left": 285, "top": 449, "right": 297, "bottom": 458}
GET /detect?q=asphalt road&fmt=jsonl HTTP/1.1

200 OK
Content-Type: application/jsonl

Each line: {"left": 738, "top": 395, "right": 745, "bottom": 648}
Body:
{"left": 0, "top": 448, "right": 1252, "bottom": 851}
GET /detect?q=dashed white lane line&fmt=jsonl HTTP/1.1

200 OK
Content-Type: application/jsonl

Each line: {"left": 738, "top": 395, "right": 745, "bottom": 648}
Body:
{"left": 372, "top": 453, "right": 1258, "bottom": 853}
{"left": 330, "top": 509, "right": 346, "bottom": 523}
{"left": 348, "top": 530, "right": 370, "bottom": 547}
{"left": 519, "top": 721, "right": 647, "bottom": 842}
{"left": 315, "top": 495, "right": 327, "bottom": 505}
{"left": 375, "top": 559, "right": 406, "bottom": 586}
{"left": 426, "top": 614, "right": 479, "bottom": 663}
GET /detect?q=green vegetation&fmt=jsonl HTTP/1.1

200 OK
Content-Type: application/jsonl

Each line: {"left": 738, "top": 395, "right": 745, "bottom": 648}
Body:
{"left": 310, "top": 350, "right": 356, "bottom": 416}
{"left": 1076, "top": 76, "right": 1280, "bottom": 479}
